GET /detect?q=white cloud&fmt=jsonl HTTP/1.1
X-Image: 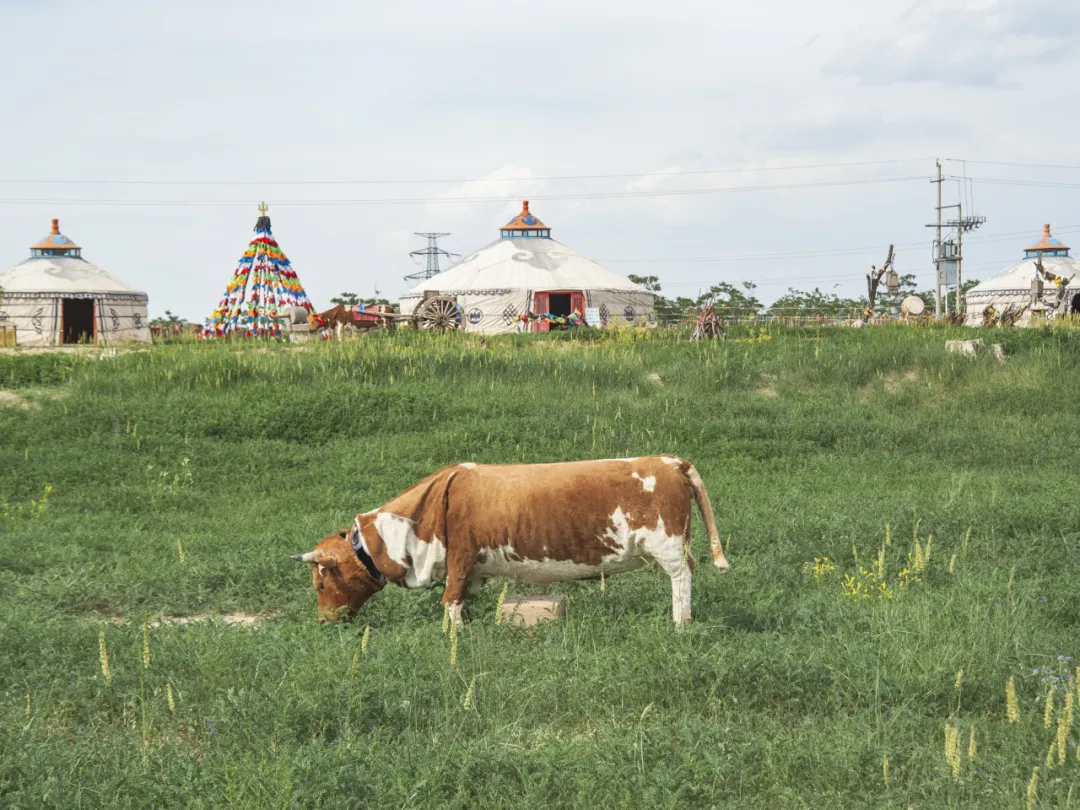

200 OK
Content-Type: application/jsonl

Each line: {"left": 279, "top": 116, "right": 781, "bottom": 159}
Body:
{"left": 825, "top": 0, "right": 1080, "bottom": 87}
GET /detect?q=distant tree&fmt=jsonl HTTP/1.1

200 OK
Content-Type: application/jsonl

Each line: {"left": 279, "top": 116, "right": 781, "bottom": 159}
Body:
{"left": 149, "top": 309, "right": 188, "bottom": 327}
{"left": 331, "top": 291, "right": 392, "bottom": 309}
{"left": 628, "top": 275, "right": 767, "bottom": 323}
{"left": 330, "top": 292, "right": 361, "bottom": 307}
{"left": 696, "top": 281, "right": 763, "bottom": 317}
{"left": 627, "top": 274, "right": 663, "bottom": 292}
{"left": 768, "top": 287, "right": 861, "bottom": 317}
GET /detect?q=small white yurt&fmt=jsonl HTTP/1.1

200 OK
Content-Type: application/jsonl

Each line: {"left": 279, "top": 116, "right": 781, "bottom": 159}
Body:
{"left": 965, "top": 224, "right": 1080, "bottom": 326}
{"left": 399, "top": 201, "right": 655, "bottom": 333}
{"left": 0, "top": 219, "right": 150, "bottom": 346}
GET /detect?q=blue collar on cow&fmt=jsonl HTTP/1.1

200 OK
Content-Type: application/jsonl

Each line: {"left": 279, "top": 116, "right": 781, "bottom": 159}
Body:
{"left": 350, "top": 518, "right": 386, "bottom": 583}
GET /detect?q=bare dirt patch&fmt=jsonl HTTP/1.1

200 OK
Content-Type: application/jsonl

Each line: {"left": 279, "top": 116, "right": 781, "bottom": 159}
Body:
{"left": 0, "top": 391, "right": 33, "bottom": 410}
{"left": 103, "top": 612, "right": 271, "bottom": 629}
{"left": 0, "top": 390, "right": 70, "bottom": 409}
{"left": 646, "top": 373, "right": 663, "bottom": 385}
{"left": 858, "top": 369, "right": 925, "bottom": 403}
{"left": 755, "top": 374, "right": 778, "bottom": 398}
{"left": 883, "top": 369, "right": 919, "bottom": 394}
{"left": 529, "top": 340, "right": 596, "bottom": 352}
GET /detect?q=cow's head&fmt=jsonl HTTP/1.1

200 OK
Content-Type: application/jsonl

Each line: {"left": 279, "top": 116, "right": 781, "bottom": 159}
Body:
{"left": 292, "top": 529, "right": 385, "bottom": 622}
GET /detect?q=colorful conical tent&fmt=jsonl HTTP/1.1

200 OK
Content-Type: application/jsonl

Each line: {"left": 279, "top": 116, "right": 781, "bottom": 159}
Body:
{"left": 204, "top": 203, "right": 315, "bottom": 337}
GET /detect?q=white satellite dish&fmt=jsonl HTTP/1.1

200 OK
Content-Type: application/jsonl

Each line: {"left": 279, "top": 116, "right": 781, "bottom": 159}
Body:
{"left": 901, "top": 296, "right": 925, "bottom": 316}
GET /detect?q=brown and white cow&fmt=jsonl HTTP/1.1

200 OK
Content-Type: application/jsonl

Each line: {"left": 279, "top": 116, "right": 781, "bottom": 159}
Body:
{"left": 292, "top": 456, "right": 729, "bottom": 627}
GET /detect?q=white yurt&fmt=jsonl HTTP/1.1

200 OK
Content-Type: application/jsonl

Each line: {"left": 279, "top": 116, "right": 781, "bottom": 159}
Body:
{"left": 0, "top": 219, "right": 150, "bottom": 346}
{"left": 399, "top": 201, "right": 655, "bottom": 333}
{"left": 965, "top": 224, "right": 1080, "bottom": 326}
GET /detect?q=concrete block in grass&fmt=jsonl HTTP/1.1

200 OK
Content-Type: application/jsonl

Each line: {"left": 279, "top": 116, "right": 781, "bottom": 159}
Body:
{"left": 501, "top": 595, "right": 566, "bottom": 627}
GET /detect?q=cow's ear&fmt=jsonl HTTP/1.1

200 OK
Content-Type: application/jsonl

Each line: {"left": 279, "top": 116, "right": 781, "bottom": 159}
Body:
{"left": 318, "top": 556, "right": 339, "bottom": 570}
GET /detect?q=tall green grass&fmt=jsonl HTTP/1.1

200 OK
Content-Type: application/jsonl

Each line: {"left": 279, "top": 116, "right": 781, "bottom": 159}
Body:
{"left": 1, "top": 324, "right": 1078, "bottom": 808}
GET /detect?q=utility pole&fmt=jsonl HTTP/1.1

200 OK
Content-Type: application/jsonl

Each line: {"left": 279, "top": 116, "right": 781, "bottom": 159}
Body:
{"left": 956, "top": 203, "right": 963, "bottom": 316}
{"left": 933, "top": 160, "right": 943, "bottom": 318}
{"left": 926, "top": 160, "right": 984, "bottom": 319}
{"left": 404, "top": 233, "right": 461, "bottom": 284}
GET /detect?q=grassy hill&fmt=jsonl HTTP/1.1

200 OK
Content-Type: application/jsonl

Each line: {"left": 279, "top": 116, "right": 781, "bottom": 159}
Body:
{"left": 1, "top": 325, "right": 1078, "bottom": 808}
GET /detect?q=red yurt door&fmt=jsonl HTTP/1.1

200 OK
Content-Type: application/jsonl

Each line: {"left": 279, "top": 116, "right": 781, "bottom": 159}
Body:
{"left": 533, "top": 292, "right": 549, "bottom": 333}
{"left": 570, "top": 292, "right": 585, "bottom": 318}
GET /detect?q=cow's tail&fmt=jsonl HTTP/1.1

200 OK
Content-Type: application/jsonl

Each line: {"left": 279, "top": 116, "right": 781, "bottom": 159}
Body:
{"left": 681, "top": 460, "right": 729, "bottom": 573}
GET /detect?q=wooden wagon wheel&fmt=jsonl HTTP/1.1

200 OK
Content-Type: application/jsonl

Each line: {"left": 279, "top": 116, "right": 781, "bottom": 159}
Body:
{"left": 414, "top": 296, "right": 462, "bottom": 332}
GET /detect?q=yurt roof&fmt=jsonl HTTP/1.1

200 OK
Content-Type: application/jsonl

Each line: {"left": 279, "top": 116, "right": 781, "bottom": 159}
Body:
{"left": 1, "top": 218, "right": 145, "bottom": 297}
{"left": 0, "top": 256, "right": 147, "bottom": 296}
{"left": 402, "top": 202, "right": 649, "bottom": 297}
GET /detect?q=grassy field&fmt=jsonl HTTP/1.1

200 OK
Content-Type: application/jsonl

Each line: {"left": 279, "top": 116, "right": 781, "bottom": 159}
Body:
{"left": 1, "top": 324, "right": 1079, "bottom": 809}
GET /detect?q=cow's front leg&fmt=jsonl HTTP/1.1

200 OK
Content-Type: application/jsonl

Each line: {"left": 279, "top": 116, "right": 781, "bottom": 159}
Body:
{"left": 441, "top": 556, "right": 477, "bottom": 629}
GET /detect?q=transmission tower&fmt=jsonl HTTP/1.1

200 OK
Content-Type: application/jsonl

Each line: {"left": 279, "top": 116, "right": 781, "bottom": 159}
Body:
{"left": 405, "top": 232, "right": 460, "bottom": 283}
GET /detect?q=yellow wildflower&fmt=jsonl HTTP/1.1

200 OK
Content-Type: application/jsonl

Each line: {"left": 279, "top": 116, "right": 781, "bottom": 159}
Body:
{"left": 1057, "top": 715, "right": 1068, "bottom": 766}
{"left": 944, "top": 721, "right": 961, "bottom": 777}
{"left": 495, "top": 583, "right": 509, "bottom": 624}
{"left": 1006, "top": 677, "right": 1020, "bottom": 723}
{"left": 98, "top": 632, "right": 112, "bottom": 686}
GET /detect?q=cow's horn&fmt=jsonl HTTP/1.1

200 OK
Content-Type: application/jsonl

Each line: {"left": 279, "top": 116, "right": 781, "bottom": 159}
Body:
{"left": 291, "top": 551, "right": 322, "bottom": 563}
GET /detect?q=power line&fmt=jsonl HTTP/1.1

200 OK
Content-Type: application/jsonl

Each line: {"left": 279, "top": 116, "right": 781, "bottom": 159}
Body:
{"left": 0, "top": 157, "right": 933, "bottom": 187}
{"left": 594, "top": 225, "right": 1080, "bottom": 265}
{"left": 950, "top": 176, "right": 1080, "bottom": 189}
{"left": 945, "top": 158, "right": 1080, "bottom": 171}
{"left": 0, "top": 176, "right": 930, "bottom": 208}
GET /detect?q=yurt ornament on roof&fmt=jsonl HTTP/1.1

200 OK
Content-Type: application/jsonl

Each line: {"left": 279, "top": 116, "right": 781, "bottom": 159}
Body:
{"left": 399, "top": 201, "right": 654, "bottom": 334}
{"left": 204, "top": 203, "right": 315, "bottom": 338}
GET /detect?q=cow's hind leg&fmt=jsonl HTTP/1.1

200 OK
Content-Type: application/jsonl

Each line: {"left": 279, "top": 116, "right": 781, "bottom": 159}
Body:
{"left": 642, "top": 533, "right": 693, "bottom": 626}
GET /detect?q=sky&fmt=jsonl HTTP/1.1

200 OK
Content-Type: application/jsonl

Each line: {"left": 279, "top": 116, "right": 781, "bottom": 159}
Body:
{"left": 2, "top": 0, "right": 1080, "bottom": 320}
